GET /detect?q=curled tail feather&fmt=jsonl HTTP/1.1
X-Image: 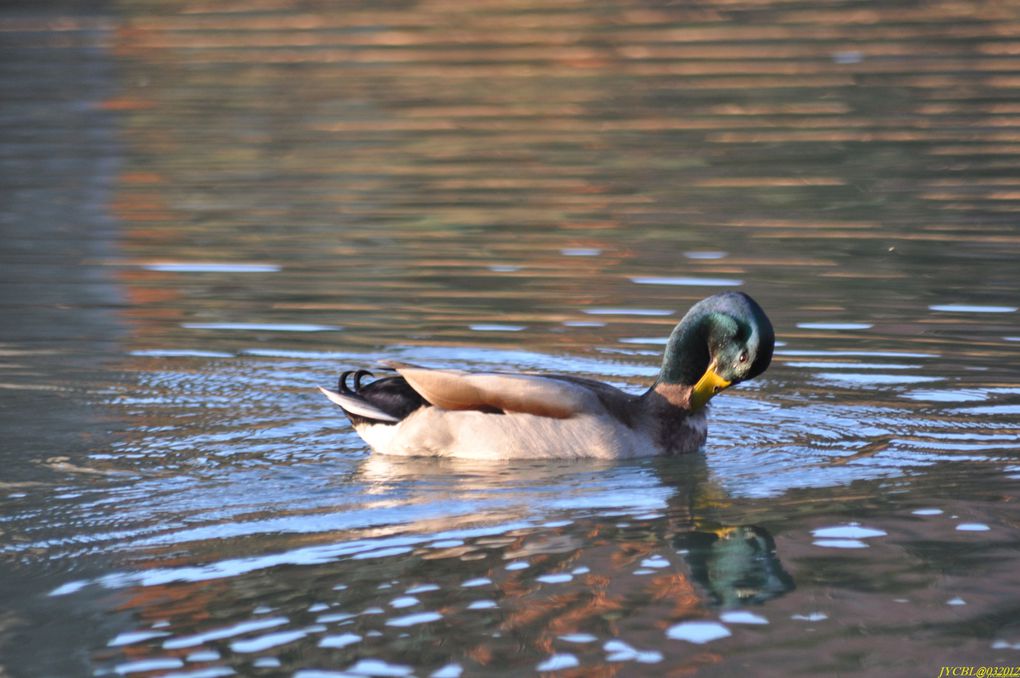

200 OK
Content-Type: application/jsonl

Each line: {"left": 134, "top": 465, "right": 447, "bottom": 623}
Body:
{"left": 321, "top": 368, "right": 427, "bottom": 425}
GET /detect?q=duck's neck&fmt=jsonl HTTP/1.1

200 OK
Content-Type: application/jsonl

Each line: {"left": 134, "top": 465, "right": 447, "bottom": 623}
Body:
{"left": 658, "top": 311, "right": 715, "bottom": 386}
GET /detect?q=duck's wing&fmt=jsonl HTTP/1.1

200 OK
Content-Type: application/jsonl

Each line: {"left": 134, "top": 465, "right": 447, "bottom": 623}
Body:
{"left": 382, "top": 360, "right": 597, "bottom": 419}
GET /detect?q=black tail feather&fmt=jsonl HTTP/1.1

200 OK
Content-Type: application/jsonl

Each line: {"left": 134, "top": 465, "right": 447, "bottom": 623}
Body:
{"left": 339, "top": 369, "right": 378, "bottom": 395}
{"left": 331, "top": 368, "right": 428, "bottom": 425}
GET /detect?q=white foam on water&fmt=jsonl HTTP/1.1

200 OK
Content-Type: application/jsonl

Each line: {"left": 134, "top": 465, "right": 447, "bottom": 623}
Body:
{"left": 720, "top": 610, "right": 768, "bottom": 625}
{"left": 536, "top": 654, "right": 579, "bottom": 671}
{"left": 666, "top": 621, "right": 732, "bottom": 644}
{"left": 385, "top": 612, "right": 442, "bottom": 627}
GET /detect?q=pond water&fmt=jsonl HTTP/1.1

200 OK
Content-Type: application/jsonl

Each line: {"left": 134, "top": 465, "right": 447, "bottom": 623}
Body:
{"left": 2, "top": 0, "right": 1020, "bottom": 676}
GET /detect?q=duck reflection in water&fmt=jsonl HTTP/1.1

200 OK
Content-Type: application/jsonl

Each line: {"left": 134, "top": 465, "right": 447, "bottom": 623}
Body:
{"left": 93, "top": 454, "right": 793, "bottom": 675}
{"left": 354, "top": 452, "right": 795, "bottom": 622}
{"left": 674, "top": 526, "right": 794, "bottom": 608}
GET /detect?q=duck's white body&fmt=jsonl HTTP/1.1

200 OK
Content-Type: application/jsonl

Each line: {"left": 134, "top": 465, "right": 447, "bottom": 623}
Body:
{"left": 352, "top": 404, "right": 708, "bottom": 460}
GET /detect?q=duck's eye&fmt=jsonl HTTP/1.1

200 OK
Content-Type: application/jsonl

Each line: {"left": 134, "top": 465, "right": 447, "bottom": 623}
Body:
{"left": 738, "top": 350, "right": 749, "bottom": 363}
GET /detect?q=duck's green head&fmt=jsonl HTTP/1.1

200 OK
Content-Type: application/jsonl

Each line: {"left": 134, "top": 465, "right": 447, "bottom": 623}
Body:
{"left": 660, "top": 292, "right": 774, "bottom": 410}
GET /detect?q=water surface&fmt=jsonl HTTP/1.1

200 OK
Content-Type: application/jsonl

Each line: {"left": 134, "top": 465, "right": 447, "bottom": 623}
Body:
{"left": 2, "top": 0, "right": 1020, "bottom": 676}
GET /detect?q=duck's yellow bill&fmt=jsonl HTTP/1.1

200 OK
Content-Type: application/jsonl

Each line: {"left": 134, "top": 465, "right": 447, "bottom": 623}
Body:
{"left": 691, "top": 362, "right": 731, "bottom": 410}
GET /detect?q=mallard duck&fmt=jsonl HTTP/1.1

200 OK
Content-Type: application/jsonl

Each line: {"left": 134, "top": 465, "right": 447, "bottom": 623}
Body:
{"left": 320, "top": 291, "right": 774, "bottom": 459}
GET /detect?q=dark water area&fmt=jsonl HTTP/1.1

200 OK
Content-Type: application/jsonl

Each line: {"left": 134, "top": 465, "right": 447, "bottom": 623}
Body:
{"left": 2, "top": 0, "right": 1020, "bottom": 676}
